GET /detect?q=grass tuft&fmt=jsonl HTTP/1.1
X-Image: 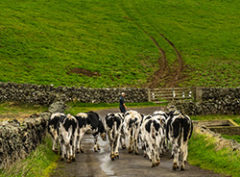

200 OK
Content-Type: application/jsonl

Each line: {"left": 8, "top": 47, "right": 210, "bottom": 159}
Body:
{"left": 0, "top": 135, "right": 59, "bottom": 177}
{"left": 188, "top": 132, "right": 240, "bottom": 177}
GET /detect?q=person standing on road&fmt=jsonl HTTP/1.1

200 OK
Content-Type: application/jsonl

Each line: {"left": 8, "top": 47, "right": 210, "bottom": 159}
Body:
{"left": 119, "top": 92, "right": 127, "bottom": 113}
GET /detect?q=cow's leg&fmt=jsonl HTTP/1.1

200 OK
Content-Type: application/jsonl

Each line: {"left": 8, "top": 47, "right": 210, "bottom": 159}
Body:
{"left": 108, "top": 131, "right": 115, "bottom": 160}
{"left": 52, "top": 136, "right": 58, "bottom": 152}
{"left": 120, "top": 134, "right": 126, "bottom": 149}
{"left": 93, "top": 133, "right": 100, "bottom": 152}
{"left": 149, "top": 143, "right": 157, "bottom": 167}
{"left": 72, "top": 131, "right": 78, "bottom": 161}
{"left": 60, "top": 143, "right": 66, "bottom": 161}
{"left": 77, "top": 130, "right": 85, "bottom": 153}
{"left": 127, "top": 130, "right": 133, "bottom": 153}
{"left": 172, "top": 139, "right": 180, "bottom": 170}
{"left": 134, "top": 128, "right": 140, "bottom": 155}
{"left": 66, "top": 144, "right": 72, "bottom": 163}
{"left": 51, "top": 130, "right": 58, "bottom": 152}
{"left": 181, "top": 142, "right": 188, "bottom": 170}
{"left": 114, "top": 132, "right": 121, "bottom": 159}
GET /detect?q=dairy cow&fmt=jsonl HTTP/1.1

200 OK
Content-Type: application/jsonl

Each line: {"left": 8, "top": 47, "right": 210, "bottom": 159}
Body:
{"left": 58, "top": 114, "right": 78, "bottom": 162}
{"left": 75, "top": 111, "right": 106, "bottom": 153}
{"left": 104, "top": 113, "right": 124, "bottom": 160}
{"left": 123, "top": 110, "right": 142, "bottom": 154}
{"left": 141, "top": 114, "right": 166, "bottom": 167}
{"left": 166, "top": 110, "right": 193, "bottom": 170}
{"left": 48, "top": 113, "right": 66, "bottom": 152}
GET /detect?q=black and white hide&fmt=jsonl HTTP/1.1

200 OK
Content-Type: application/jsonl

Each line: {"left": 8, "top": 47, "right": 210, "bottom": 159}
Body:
{"left": 153, "top": 110, "right": 168, "bottom": 120}
{"left": 140, "top": 114, "right": 166, "bottom": 167}
{"left": 166, "top": 110, "right": 193, "bottom": 171}
{"left": 104, "top": 113, "right": 124, "bottom": 160}
{"left": 48, "top": 113, "right": 66, "bottom": 152}
{"left": 123, "top": 110, "right": 142, "bottom": 154}
{"left": 58, "top": 114, "right": 78, "bottom": 162}
{"left": 75, "top": 111, "right": 106, "bottom": 153}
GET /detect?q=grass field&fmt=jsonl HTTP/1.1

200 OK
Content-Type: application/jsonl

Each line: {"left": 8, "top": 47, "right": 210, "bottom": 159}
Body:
{"left": 66, "top": 102, "right": 162, "bottom": 114}
{"left": 0, "top": 102, "right": 47, "bottom": 122}
{"left": 0, "top": 0, "right": 240, "bottom": 87}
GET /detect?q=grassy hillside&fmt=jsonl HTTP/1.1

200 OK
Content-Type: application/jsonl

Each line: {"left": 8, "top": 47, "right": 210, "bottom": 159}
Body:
{"left": 0, "top": 0, "right": 240, "bottom": 87}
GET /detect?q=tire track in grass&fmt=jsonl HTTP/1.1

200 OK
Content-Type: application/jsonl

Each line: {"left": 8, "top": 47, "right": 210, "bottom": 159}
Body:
{"left": 123, "top": 0, "right": 187, "bottom": 87}
{"left": 120, "top": 1, "right": 169, "bottom": 88}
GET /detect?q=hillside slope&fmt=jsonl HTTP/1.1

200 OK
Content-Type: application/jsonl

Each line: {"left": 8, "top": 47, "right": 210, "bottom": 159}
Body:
{"left": 0, "top": 0, "right": 240, "bottom": 88}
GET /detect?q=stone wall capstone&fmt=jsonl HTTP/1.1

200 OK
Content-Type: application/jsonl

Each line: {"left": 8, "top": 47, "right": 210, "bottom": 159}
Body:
{"left": 0, "top": 82, "right": 148, "bottom": 105}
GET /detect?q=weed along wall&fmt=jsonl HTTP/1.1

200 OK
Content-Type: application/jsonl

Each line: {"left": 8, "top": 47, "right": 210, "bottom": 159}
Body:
{"left": 0, "top": 82, "right": 148, "bottom": 105}
{"left": 0, "top": 112, "right": 51, "bottom": 169}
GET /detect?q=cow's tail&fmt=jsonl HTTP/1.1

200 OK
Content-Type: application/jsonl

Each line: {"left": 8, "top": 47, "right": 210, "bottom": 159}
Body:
{"left": 150, "top": 122, "right": 155, "bottom": 140}
{"left": 66, "top": 125, "right": 73, "bottom": 145}
{"left": 112, "top": 121, "right": 117, "bottom": 139}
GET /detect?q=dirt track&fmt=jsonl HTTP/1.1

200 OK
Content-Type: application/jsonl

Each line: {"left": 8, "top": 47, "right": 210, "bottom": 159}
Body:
{"left": 50, "top": 107, "right": 222, "bottom": 177}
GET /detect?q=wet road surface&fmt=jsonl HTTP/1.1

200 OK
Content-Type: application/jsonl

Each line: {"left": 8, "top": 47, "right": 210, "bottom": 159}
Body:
{"left": 50, "top": 107, "right": 222, "bottom": 177}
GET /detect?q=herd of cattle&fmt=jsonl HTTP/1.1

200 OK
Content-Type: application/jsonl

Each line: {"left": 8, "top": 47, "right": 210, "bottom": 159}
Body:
{"left": 48, "top": 106, "right": 193, "bottom": 171}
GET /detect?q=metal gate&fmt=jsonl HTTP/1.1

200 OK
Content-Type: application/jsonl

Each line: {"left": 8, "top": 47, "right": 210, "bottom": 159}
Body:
{"left": 148, "top": 88, "right": 195, "bottom": 103}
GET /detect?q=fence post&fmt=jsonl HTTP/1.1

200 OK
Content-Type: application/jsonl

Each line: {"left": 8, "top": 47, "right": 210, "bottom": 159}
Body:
{"left": 195, "top": 87, "right": 203, "bottom": 102}
{"left": 148, "top": 88, "right": 151, "bottom": 102}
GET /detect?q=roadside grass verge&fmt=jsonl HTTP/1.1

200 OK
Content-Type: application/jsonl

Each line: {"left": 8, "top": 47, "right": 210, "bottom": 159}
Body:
{"left": 188, "top": 131, "right": 240, "bottom": 177}
{"left": 191, "top": 114, "right": 240, "bottom": 121}
{"left": 66, "top": 102, "right": 164, "bottom": 114}
{"left": 0, "top": 102, "right": 47, "bottom": 122}
{"left": 0, "top": 135, "right": 59, "bottom": 177}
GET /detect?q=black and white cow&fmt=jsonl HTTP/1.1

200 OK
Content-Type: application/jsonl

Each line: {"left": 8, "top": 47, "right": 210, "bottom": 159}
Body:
{"left": 123, "top": 110, "right": 142, "bottom": 154}
{"left": 104, "top": 113, "right": 124, "bottom": 160}
{"left": 140, "top": 114, "right": 152, "bottom": 157}
{"left": 75, "top": 111, "right": 106, "bottom": 153}
{"left": 166, "top": 110, "right": 193, "bottom": 170}
{"left": 58, "top": 114, "right": 78, "bottom": 162}
{"left": 153, "top": 110, "right": 168, "bottom": 120}
{"left": 140, "top": 114, "right": 166, "bottom": 167}
{"left": 48, "top": 113, "right": 66, "bottom": 152}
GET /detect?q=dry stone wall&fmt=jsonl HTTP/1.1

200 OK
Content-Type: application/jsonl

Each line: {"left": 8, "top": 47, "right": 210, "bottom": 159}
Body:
{"left": 0, "top": 112, "right": 51, "bottom": 169}
{"left": 176, "top": 88, "right": 240, "bottom": 115}
{"left": 0, "top": 82, "right": 148, "bottom": 105}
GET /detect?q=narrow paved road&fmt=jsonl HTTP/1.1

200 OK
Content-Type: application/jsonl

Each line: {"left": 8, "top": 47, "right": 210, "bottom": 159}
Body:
{"left": 50, "top": 107, "right": 222, "bottom": 177}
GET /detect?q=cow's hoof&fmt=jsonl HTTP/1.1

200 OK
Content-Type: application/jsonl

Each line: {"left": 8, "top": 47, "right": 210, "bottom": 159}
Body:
{"left": 114, "top": 153, "right": 119, "bottom": 159}
{"left": 72, "top": 157, "right": 76, "bottom": 162}
{"left": 110, "top": 154, "right": 115, "bottom": 161}
{"left": 151, "top": 163, "right": 156, "bottom": 168}
{"left": 135, "top": 151, "right": 139, "bottom": 155}
{"left": 53, "top": 149, "right": 58, "bottom": 154}
{"left": 184, "top": 160, "right": 187, "bottom": 166}
{"left": 172, "top": 163, "right": 178, "bottom": 170}
{"left": 97, "top": 144, "right": 101, "bottom": 151}
{"left": 60, "top": 157, "right": 64, "bottom": 161}
{"left": 156, "top": 161, "right": 160, "bottom": 166}
{"left": 67, "top": 159, "right": 72, "bottom": 163}
{"left": 80, "top": 149, "right": 85, "bottom": 153}
{"left": 122, "top": 145, "right": 126, "bottom": 149}
{"left": 180, "top": 166, "right": 185, "bottom": 171}
{"left": 94, "top": 148, "right": 98, "bottom": 152}
{"left": 128, "top": 148, "right": 133, "bottom": 153}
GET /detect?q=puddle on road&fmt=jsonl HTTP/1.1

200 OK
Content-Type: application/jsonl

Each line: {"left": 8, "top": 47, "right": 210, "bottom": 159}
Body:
{"left": 98, "top": 138, "right": 117, "bottom": 177}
